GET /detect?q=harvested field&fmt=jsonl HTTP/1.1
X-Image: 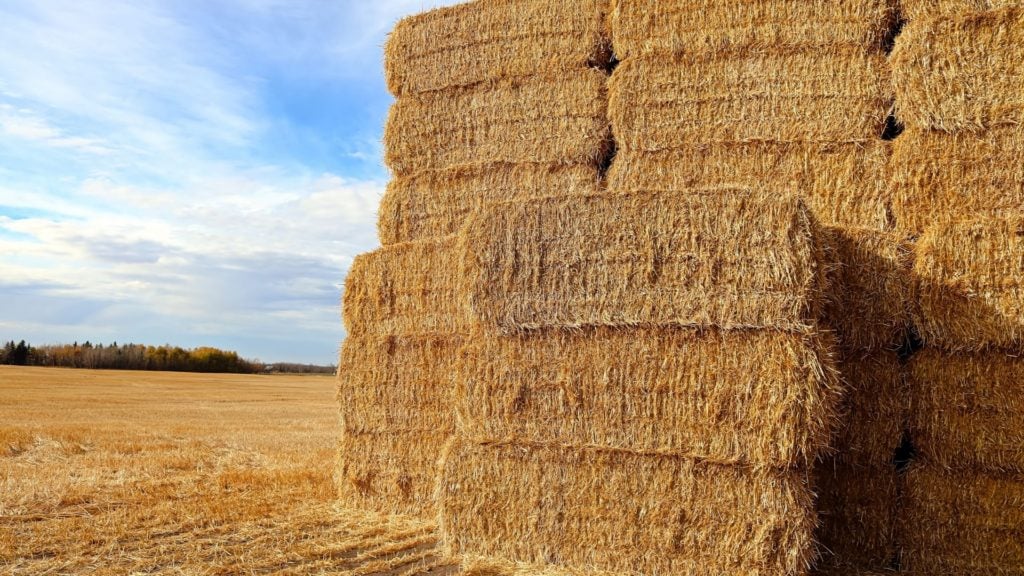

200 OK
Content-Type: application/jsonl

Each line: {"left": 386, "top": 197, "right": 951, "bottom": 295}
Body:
{"left": 608, "top": 142, "right": 892, "bottom": 231}
{"left": 384, "top": 0, "right": 610, "bottom": 95}
{"left": 814, "top": 460, "right": 898, "bottom": 571}
{"left": 890, "top": 126, "right": 1024, "bottom": 235}
{"left": 913, "top": 215, "right": 1024, "bottom": 351}
{"left": 609, "top": 48, "right": 891, "bottom": 147}
{"left": 463, "top": 189, "right": 827, "bottom": 334}
{"left": 438, "top": 440, "right": 818, "bottom": 576}
{"left": 457, "top": 327, "right": 841, "bottom": 468}
{"left": 908, "top": 348, "right": 1024, "bottom": 472}
{"left": 610, "top": 0, "right": 896, "bottom": 57}
{"left": 900, "top": 0, "right": 1020, "bottom": 21}
{"left": 384, "top": 70, "right": 609, "bottom": 176}
{"left": 891, "top": 7, "right": 1024, "bottom": 132}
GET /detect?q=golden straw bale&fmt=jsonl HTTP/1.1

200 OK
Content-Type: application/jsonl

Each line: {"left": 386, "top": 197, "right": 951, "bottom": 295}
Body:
{"left": 608, "top": 143, "right": 892, "bottom": 231}
{"left": 378, "top": 163, "right": 600, "bottom": 245}
{"left": 337, "top": 430, "right": 450, "bottom": 518}
{"left": 384, "top": 0, "right": 610, "bottom": 96}
{"left": 609, "top": 48, "right": 891, "bottom": 146}
{"left": 611, "top": 0, "right": 896, "bottom": 58}
{"left": 384, "top": 70, "right": 609, "bottom": 176}
{"left": 900, "top": 0, "right": 1020, "bottom": 21}
{"left": 891, "top": 8, "right": 1024, "bottom": 132}
{"left": 456, "top": 327, "right": 841, "bottom": 469}
{"left": 343, "top": 236, "right": 471, "bottom": 338}
{"left": 832, "top": 351, "right": 905, "bottom": 468}
{"left": 438, "top": 440, "right": 818, "bottom": 576}
{"left": 913, "top": 215, "right": 1024, "bottom": 351}
{"left": 901, "top": 463, "right": 1024, "bottom": 576}
{"left": 890, "top": 126, "right": 1024, "bottom": 235}
{"left": 823, "top": 228, "right": 913, "bottom": 351}
{"left": 814, "top": 460, "right": 898, "bottom": 571}
{"left": 463, "top": 189, "right": 827, "bottom": 334}
{"left": 460, "top": 556, "right": 615, "bottom": 576}
{"left": 338, "top": 335, "right": 461, "bottom": 433}
{"left": 908, "top": 348, "right": 1024, "bottom": 472}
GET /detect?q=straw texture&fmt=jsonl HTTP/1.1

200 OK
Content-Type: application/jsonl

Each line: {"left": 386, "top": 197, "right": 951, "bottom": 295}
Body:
{"left": 378, "top": 163, "right": 600, "bottom": 245}
{"left": 384, "top": 0, "right": 611, "bottom": 96}
{"left": 438, "top": 440, "right": 818, "bottom": 576}
{"left": 913, "top": 215, "right": 1024, "bottom": 352}
{"left": 609, "top": 48, "right": 891, "bottom": 146}
{"left": 814, "top": 461, "right": 898, "bottom": 571}
{"left": 463, "top": 189, "right": 826, "bottom": 334}
{"left": 610, "top": 0, "right": 897, "bottom": 58}
{"left": 343, "top": 236, "right": 472, "bottom": 338}
{"left": 891, "top": 8, "right": 1024, "bottom": 132}
{"left": 900, "top": 0, "right": 1021, "bottom": 21}
{"left": 456, "top": 327, "right": 841, "bottom": 468}
{"left": 608, "top": 143, "right": 892, "bottom": 231}
{"left": 831, "top": 351, "right": 906, "bottom": 468}
{"left": 909, "top": 348, "right": 1024, "bottom": 472}
{"left": 384, "top": 70, "right": 609, "bottom": 176}
{"left": 890, "top": 126, "right": 1024, "bottom": 235}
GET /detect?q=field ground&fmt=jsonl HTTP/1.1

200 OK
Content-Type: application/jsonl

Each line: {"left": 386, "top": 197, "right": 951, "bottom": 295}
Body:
{"left": 0, "top": 366, "right": 453, "bottom": 575}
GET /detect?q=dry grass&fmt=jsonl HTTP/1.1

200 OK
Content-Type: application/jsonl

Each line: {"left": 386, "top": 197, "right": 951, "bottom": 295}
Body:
{"left": 899, "top": 0, "right": 1019, "bottom": 21}
{"left": 0, "top": 365, "right": 456, "bottom": 575}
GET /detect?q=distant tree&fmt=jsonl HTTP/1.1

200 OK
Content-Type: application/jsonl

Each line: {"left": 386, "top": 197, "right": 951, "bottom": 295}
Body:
{"left": 11, "top": 340, "right": 31, "bottom": 365}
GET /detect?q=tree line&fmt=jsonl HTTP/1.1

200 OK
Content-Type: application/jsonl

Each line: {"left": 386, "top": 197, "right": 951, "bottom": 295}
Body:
{"left": 0, "top": 340, "right": 335, "bottom": 374}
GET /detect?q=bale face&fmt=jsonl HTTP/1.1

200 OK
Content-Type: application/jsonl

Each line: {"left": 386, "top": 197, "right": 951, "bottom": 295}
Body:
{"left": 378, "top": 164, "right": 601, "bottom": 245}
{"left": 891, "top": 8, "right": 1024, "bottom": 132}
{"left": 457, "top": 328, "right": 841, "bottom": 469}
{"left": 831, "top": 351, "right": 905, "bottom": 468}
{"left": 343, "top": 236, "right": 472, "bottom": 338}
{"left": 913, "top": 215, "right": 1024, "bottom": 352}
{"left": 610, "top": 0, "right": 896, "bottom": 58}
{"left": 463, "top": 189, "right": 826, "bottom": 334}
{"left": 890, "top": 126, "right": 1024, "bottom": 235}
{"left": 901, "top": 464, "right": 1024, "bottom": 575}
{"left": 384, "top": 0, "right": 610, "bottom": 96}
{"left": 384, "top": 70, "right": 610, "bottom": 176}
{"left": 813, "top": 460, "right": 898, "bottom": 571}
{"left": 608, "top": 143, "right": 892, "bottom": 231}
{"left": 438, "top": 440, "right": 818, "bottom": 576}
{"left": 909, "top": 348, "right": 1024, "bottom": 472}
{"left": 900, "top": 0, "right": 1020, "bottom": 21}
{"left": 609, "top": 48, "right": 891, "bottom": 147}
{"left": 822, "top": 228, "right": 913, "bottom": 352}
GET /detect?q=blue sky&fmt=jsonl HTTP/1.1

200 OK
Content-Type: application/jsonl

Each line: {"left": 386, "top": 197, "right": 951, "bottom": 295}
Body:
{"left": 0, "top": 0, "right": 459, "bottom": 364}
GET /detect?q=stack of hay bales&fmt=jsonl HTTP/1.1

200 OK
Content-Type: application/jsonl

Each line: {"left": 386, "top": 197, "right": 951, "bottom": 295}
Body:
{"left": 336, "top": 0, "right": 611, "bottom": 518}
{"left": 440, "top": 189, "right": 844, "bottom": 575}
{"left": 890, "top": 4, "right": 1024, "bottom": 574}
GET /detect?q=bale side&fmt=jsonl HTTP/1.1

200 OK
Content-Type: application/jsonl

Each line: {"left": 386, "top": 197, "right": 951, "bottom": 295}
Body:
{"left": 343, "top": 236, "right": 472, "bottom": 338}
{"left": 891, "top": 8, "right": 1024, "bottom": 132}
{"left": 814, "top": 460, "right": 898, "bottom": 571}
{"left": 457, "top": 327, "right": 841, "bottom": 469}
{"left": 908, "top": 348, "right": 1024, "bottom": 472}
{"left": 378, "top": 163, "right": 601, "bottom": 245}
{"left": 337, "top": 430, "right": 450, "bottom": 518}
{"left": 890, "top": 126, "right": 1024, "bottom": 235}
{"left": 822, "top": 228, "right": 913, "bottom": 352}
{"left": 385, "top": 0, "right": 610, "bottom": 95}
{"left": 463, "top": 189, "right": 826, "bottom": 333}
{"left": 901, "top": 463, "right": 1024, "bottom": 575}
{"left": 900, "top": 0, "right": 1020, "bottom": 21}
{"left": 438, "top": 440, "right": 818, "bottom": 576}
{"left": 609, "top": 48, "right": 891, "bottom": 146}
{"left": 384, "top": 70, "right": 609, "bottom": 176}
{"left": 831, "top": 351, "right": 905, "bottom": 468}
{"left": 913, "top": 215, "right": 1024, "bottom": 352}
{"left": 610, "top": 0, "right": 896, "bottom": 58}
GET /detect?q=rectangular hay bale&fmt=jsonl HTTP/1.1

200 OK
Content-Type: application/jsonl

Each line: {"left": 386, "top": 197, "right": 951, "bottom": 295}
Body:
{"left": 384, "top": 0, "right": 610, "bottom": 95}
{"left": 384, "top": 70, "right": 609, "bottom": 176}
{"left": 908, "top": 348, "right": 1024, "bottom": 472}
{"left": 899, "top": 0, "right": 1020, "bottom": 23}
{"left": 378, "top": 163, "right": 600, "bottom": 245}
{"left": 438, "top": 440, "right": 818, "bottom": 576}
{"left": 814, "top": 460, "right": 898, "bottom": 571}
{"left": 891, "top": 8, "right": 1024, "bottom": 132}
{"left": 608, "top": 48, "right": 891, "bottom": 146}
{"left": 913, "top": 215, "right": 1024, "bottom": 352}
{"left": 463, "top": 189, "right": 827, "bottom": 333}
{"left": 890, "top": 126, "right": 1024, "bottom": 235}
{"left": 608, "top": 143, "right": 892, "bottom": 231}
{"left": 831, "top": 351, "right": 905, "bottom": 468}
{"left": 610, "top": 0, "right": 896, "bottom": 58}
{"left": 456, "top": 327, "right": 841, "bottom": 468}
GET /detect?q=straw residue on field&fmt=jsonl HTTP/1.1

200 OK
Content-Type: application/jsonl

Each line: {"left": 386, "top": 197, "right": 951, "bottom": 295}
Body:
{"left": 384, "top": 0, "right": 610, "bottom": 95}
{"left": 463, "top": 189, "right": 826, "bottom": 334}
{"left": 456, "top": 327, "right": 841, "bottom": 468}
